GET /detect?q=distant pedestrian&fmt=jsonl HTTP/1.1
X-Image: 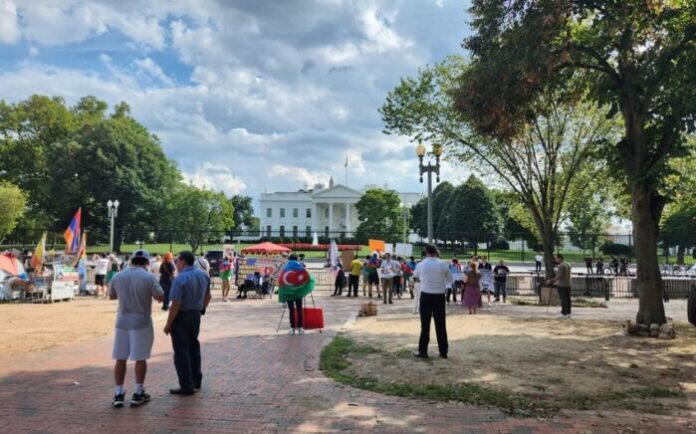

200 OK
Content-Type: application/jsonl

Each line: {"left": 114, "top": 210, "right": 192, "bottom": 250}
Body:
{"left": 493, "top": 260, "right": 510, "bottom": 303}
{"left": 164, "top": 251, "right": 212, "bottom": 395}
{"left": 159, "top": 252, "right": 176, "bottom": 311}
{"left": 400, "top": 257, "right": 413, "bottom": 299}
{"left": 380, "top": 253, "right": 398, "bottom": 304}
{"left": 366, "top": 253, "right": 381, "bottom": 298}
{"left": 332, "top": 261, "right": 345, "bottom": 296}
{"left": 463, "top": 261, "right": 481, "bottom": 315}
{"left": 413, "top": 244, "right": 452, "bottom": 359}
{"left": 219, "top": 256, "right": 233, "bottom": 302}
{"left": 534, "top": 252, "right": 543, "bottom": 273}
{"left": 348, "top": 256, "right": 363, "bottom": 297}
{"left": 620, "top": 257, "right": 629, "bottom": 276}
{"left": 149, "top": 255, "right": 162, "bottom": 277}
{"left": 479, "top": 256, "right": 494, "bottom": 306}
{"left": 446, "top": 258, "right": 461, "bottom": 304}
{"left": 407, "top": 256, "right": 417, "bottom": 299}
{"left": 547, "top": 254, "right": 572, "bottom": 319}
{"left": 610, "top": 256, "right": 619, "bottom": 274}
{"left": 595, "top": 257, "right": 604, "bottom": 275}
{"left": 584, "top": 256, "right": 593, "bottom": 275}
{"left": 109, "top": 249, "right": 164, "bottom": 408}
{"left": 95, "top": 253, "right": 110, "bottom": 298}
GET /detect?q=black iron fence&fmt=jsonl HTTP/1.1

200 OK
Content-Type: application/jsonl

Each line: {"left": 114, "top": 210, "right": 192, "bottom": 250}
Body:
{"left": 2, "top": 228, "right": 695, "bottom": 266}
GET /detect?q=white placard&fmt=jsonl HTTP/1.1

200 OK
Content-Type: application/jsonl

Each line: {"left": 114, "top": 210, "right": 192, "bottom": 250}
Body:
{"left": 394, "top": 243, "right": 413, "bottom": 257}
{"left": 384, "top": 243, "right": 394, "bottom": 254}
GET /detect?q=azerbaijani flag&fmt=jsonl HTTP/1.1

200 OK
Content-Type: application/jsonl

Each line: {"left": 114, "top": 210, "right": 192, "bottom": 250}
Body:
{"left": 64, "top": 208, "right": 82, "bottom": 253}
{"left": 277, "top": 259, "right": 315, "bottom": 303}
{"left": 30, "top": 232, "right": 47, "bottom": 269}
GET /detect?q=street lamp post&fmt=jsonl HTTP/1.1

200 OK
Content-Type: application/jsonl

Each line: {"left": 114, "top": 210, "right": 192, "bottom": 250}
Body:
{"left": 107, "top": 200, "right": 120, "bottom": 253}
{"left": 416, "top": 142, "right": 441, "bottom": 245}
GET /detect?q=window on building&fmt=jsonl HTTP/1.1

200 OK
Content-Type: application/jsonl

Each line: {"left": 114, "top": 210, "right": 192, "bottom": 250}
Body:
{"left": 292, "top": 226, "right": 298, "bottom": 238}
{"left": 306, "top": 226, "right": 312, "bottom": 237}
{"left": 266, "top": 225, "right": 271, "bottom": 237}
{"left": 266, "top": 208, "right": 272, "bottom": 218}
{"left": 280, "top": 208, "right": 285, "bottom": 218}
{"left": 325, "top": 226, "right": 329, "bottom": 238}
{"left": 279, "top": 225, "right": 285, "bottom": 238}
{"left": 340, "top": 208, "right": 346, "bottom": 218}
{"left": 306, "top": 208, "right": 312, "bottom": 218}
{"left": 293, "top": 208, "right": 298, "bottom": 218}
{"left": 325, "top": 208, "right": 329, "bottom": 218}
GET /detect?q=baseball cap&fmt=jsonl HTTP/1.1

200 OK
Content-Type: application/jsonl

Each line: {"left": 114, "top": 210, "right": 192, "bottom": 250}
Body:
{"left": 131, "top": 249, "right": 151, "bottom": 261}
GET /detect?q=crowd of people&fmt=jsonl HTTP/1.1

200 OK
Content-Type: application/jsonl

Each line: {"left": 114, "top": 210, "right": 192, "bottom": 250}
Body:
{"left": 329, "top": 252, "right": 513, "bottom": 314}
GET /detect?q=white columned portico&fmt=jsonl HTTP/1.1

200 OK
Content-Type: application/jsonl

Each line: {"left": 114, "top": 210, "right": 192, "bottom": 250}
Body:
{"left": 345, "top": 203, "right": 351, "bottom": 234}
{"left": 328, "top": 203, "right": 334, "bottom": 233}
{"left": 312, "top": 203, "right": 318, "bottom": 233}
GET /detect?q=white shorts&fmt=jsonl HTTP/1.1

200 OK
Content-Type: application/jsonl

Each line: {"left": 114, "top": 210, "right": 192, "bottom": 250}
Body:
{"left": 112, "top": 326, "right": 154, "bottom": 361}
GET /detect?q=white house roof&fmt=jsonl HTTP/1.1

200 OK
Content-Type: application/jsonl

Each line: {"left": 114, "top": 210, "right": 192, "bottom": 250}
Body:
{"left": 310, "top": 184, "right": 362, "bottom": 199}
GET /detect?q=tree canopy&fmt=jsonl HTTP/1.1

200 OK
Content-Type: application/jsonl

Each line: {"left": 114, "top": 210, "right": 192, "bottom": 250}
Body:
{"left": 0, "top": 181, "right": 27, "bottom": 242}
{"left": 454, "top": 0, "right": 696, "bottom": 325}
{"left": 355, "top": 188, "right": 404, "bottom": 243}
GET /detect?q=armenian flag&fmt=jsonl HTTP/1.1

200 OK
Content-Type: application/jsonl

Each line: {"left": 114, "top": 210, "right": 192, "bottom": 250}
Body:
{"left": 30, "top": 232, "right": 47, "bottom": 269}
{"left": 64, "top": 208, "right": 82, "bottom": 253}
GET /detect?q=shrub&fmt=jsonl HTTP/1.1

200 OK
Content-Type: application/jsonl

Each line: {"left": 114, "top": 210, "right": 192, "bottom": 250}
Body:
{"left": 489, "top": 239, "right": 510, "bottom": 250}
{"left": 601, "top": 242, "right": 633, "bottom": 256}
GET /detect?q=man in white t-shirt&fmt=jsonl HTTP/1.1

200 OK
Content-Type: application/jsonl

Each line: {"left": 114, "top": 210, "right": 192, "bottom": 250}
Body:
{"left": 412, "top": 244, "right": 453, "bottom": 359}
{"left": 109, "top": 249, "right": 164, "bottom": 408}
{"left": 534, "top": 252, "right": 543, "bottom": 273}
{"left": 95, "top": 253, "right": 110, "bottom": 298}
{"left": 149, "top": 255, "right": 162, "bottom": 277}
{"left": 379, "top": 253, "right": 399, "bottom": 305}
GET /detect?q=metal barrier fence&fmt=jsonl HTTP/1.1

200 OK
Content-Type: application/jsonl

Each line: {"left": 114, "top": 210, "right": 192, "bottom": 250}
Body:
{"left": 305, "top": 270, "right": 695, "bottom": 300}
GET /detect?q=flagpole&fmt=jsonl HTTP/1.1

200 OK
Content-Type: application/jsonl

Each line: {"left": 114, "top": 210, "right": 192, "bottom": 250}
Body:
{"left": 344, "top": 155, "right": 348, "bottom": 187}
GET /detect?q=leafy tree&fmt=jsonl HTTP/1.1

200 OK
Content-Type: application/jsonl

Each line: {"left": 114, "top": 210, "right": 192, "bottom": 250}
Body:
{"left": 493, "top": 190, "right": 541, "bottom": 250}
{"left": 0, "top": 95, "right": 181, "bottom": 250}
{"left": 441, "top": 175, "right": 499, "bottom": 253}
{"left": 432, "top": 181, "right": 455, "bottom": 243}
{"left": 410, "top": 198, "right": 426, "bottom": 237}
{"left": 0, "top": 182, "right": 27, "bottom": 242}
{"left": 381, "top": 57, "right": 616, "bottom": 277}
{"left": 230, "top": 195, "right": 256, "bottom": 232}
{"left": 355, "top": 188, "right": 403, "bottom": 243}
{"left": 455, "top": 0, "right": 696, "bottom": 324}
{"left": 565, "top": 168, "right": 612, "bottom": 252}
{"left": 660, "top": 143, "right": 696, "bottom": 264}
{"left": 165, "top": 184, "right": 235, "bottom": 253}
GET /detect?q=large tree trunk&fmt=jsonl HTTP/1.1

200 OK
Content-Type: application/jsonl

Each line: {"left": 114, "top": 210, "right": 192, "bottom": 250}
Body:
{"left": 676, "top": 245, "right": 685, "bottom": 265}
{"left": 542, "top": 229, "right": 556, "bottom": 280}
{"left": 632, "top": 186, "right": 666, "bottom": 325}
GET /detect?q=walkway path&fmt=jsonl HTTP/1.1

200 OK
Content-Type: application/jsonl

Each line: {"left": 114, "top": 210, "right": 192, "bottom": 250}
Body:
{"left": 0, "top": 295, "right": 692, "bottom": 433}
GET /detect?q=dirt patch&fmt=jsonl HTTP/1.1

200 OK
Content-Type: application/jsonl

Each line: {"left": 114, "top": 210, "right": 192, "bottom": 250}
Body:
{"left": 0, "top": 297, "right": 166, "bottom": 358}
{"left": 339, "top": 309, "right": 696, "bottom": 414}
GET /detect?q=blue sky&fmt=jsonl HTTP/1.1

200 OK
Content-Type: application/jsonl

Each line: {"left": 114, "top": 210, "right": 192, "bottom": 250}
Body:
{"left": 0, "top": 0, "right": 472, "bottom": 201}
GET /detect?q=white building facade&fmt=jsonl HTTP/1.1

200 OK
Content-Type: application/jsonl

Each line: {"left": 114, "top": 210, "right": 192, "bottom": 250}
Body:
{"left": 259, "top": 182, "right": 423, "bottom": 239}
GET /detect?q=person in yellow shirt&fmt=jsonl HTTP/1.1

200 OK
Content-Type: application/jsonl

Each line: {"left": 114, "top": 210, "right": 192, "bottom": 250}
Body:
{"left": 348, "top": 257, "right": 363, "bottom": 297}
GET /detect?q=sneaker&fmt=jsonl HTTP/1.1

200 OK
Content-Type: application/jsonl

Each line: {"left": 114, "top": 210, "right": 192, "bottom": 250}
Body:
{"left": 129, "top": 391, "right": 150, "bottom": 407}
{"left": 288, "top": 328, "right": 296, "bottom": 335}
{"left": 112, "top": 392, "right": 125, "bottom": 408}
{"left": 298, "top": 328, "right": 305, "bottom": 335}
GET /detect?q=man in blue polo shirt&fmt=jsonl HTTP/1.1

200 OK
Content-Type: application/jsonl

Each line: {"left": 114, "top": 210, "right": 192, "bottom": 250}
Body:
{"left": 163, "top": 251, "right": 211, "bottom": 395}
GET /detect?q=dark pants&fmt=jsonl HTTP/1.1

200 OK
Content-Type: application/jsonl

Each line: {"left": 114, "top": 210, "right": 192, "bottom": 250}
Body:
{"left": 393, "top": 276, "right": 402, "bottom": 297}
{"left": 418, "top": 293, "right": 448, "bottom": 356}
{"left": 446, "top": 284, "right": 457, "bottom": 302}
{"left": 494, "top": 280, "right": 507, "bottom": 301}
{"left": 557, "top": 286, "right": 571, "bottom": 315}
{"left": 535, "top": 261, "right": 542, "bottom": 273}
{"left": 333, "top": 280, "right": 343, "bottom": 295}
{"left": 348, "top": 275, "right": 359, "bottom": 296}
{"left": 161, "top": 281, "right": 171, "bottom": 309}
{"left": 170, "top": 310, "right": 202, "bottom": 391}
{"left": 287, "top": 299, "right": 303, "bottom": 328}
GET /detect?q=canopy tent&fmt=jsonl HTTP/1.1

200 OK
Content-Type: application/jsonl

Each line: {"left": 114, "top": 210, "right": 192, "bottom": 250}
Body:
{"left": 0, "top": 252, "right": 24, "bottom": 276}
{"left": 241, "top": 242, "right": 292, "bottom": 256}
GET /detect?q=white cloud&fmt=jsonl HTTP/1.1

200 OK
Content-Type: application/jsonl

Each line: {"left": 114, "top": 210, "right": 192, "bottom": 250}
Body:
{"left": 28, "top": 45, "right": 38, "bottom": 56}
{"left": 0, "top": 0, "right": 20, "bottom": 43}
{"left": 269, "top": 165, "right": 331, "bottom": 188}
{"left": 134, "top": 57, "right": 173, "bottom": 86}
{"left": 183, "top": 162, "right": 247, "bottom": 196}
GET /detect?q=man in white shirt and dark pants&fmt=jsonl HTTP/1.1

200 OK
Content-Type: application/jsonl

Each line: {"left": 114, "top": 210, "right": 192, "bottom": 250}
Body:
{"left": 412, "top": 244, "right": 453, "bottom": 359}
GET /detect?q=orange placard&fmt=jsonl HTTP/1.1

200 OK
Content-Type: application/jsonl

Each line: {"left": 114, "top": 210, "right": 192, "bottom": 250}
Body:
{"left": 368, "top": 239, "right": 385, "bottom": 253}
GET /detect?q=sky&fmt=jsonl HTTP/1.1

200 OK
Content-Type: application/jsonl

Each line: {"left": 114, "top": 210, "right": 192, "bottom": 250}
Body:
{"left": 0, "top": 0, "right": 472, "bottom": 203}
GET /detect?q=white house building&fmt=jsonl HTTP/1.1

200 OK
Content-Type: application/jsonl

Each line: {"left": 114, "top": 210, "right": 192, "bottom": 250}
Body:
{"left": 259, "top": 179, "right": 423, "bottom": 238}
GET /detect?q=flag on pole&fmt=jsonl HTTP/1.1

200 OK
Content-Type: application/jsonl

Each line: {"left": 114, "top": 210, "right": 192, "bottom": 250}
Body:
{"left": 64, "top": 208, "right": 82, "bottom": 253}
{"left": 30, "top": 232, "right": 47, "bottom": 269}
{"left": 74, "top": 232, "right": 87, "bottom": 267}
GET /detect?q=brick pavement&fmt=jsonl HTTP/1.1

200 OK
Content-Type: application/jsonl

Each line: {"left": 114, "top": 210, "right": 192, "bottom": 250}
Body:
{"left": 0, "top": 294, "right": 693, "bottom": 433}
